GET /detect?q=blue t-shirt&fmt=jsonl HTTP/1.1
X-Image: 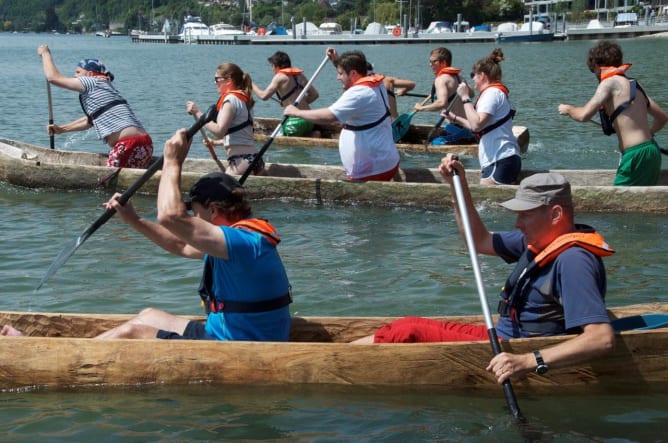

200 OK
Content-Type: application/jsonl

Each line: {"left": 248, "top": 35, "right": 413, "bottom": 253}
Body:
{"left": 492, "top": 230, "right": 610, "bottom": 339}
{"left": 204, "top": 225, "right": 291, "bottom": 341}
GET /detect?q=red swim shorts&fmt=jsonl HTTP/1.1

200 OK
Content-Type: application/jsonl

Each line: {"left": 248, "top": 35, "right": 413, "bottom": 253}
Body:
{"left": 373, "top": 316, "right": 489, "bottom": 343}
{"left": 107, "top": 133, "right": 154, "bottom": 168}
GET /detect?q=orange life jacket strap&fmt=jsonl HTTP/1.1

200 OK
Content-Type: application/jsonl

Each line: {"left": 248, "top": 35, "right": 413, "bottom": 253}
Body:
{"left": 232, "top": 218, "right": 280, "bottom": 245}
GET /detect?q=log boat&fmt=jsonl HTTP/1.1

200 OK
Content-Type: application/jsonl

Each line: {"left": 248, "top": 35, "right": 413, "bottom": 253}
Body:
{"left": 2, "top": 137, "right": 668, "bottom": 212}
{"left": 253, "top": 117, "right": 531, "bottom": 156}
{"left": 0, "top": 303, "right": 666, "bottom": 392}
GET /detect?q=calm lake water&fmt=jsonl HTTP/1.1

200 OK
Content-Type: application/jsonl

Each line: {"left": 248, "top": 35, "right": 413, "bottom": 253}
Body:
{"left": 1, "top": 33, "right": 667, "bottom": 441}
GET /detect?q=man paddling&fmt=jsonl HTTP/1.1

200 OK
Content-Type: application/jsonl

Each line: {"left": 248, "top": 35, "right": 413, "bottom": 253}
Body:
{"left": 283, "top": 48, "right": 400, "bottom": 181}
{"left": 38, "top": 45, "right": 153, "bottom": 169}
{"left": 252, "top": 50, "right": 320, "bottom": 137}
{"left": 413, "top": 47, "right": 474, "bottom": 145}
{"left": 354, "top": 158, "right": 616, "bottom": 384}
{"left": 3, "top": 130, "right": 292, "bottom": 341}
{"left": 558, "top": 40, "right": 668, "bottom": 186}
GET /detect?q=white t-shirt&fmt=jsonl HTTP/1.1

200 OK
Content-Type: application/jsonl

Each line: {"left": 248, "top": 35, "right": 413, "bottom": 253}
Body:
{"left": 475, "top": 87, "right": 520, "bottom": 168}
{"left": 329, "top": 85, "right": 399, "bottom": 179}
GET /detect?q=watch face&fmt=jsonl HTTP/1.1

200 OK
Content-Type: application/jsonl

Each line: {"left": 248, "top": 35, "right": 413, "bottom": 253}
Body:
{"left": 536, "top": 364, "right": 549, "bottom": 375}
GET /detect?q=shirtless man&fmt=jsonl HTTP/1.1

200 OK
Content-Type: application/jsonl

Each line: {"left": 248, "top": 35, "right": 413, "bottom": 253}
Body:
{"left": 252, "top": 51, "right": 320, "bottom": 137}
{"left": 558, "top": 40, "right": 668, "bottom": 186}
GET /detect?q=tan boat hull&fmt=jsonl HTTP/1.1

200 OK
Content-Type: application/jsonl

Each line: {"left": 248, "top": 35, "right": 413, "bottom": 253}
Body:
{"left": 253, "top": 117, "right": 530, "bottom": 155}
{"left": 2, "top": 137, "right": 668, "bottom": 212}
{"left": 0, "top": 303, "right": 666, "bottom": 392}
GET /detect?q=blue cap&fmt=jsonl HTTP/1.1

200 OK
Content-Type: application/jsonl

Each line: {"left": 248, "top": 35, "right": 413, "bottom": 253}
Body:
{"left": 77, "top": 58, "right": 114, "bottom": 80}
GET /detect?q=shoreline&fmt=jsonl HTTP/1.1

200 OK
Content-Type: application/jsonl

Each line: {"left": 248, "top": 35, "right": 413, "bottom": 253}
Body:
{"left": 132, "top": 24, "right": 668, "bottom": 45}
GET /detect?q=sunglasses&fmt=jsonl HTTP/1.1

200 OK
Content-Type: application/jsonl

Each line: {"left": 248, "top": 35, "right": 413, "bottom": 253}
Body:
{"left": 214, "top": 76, "right": 228, "bottom": 83}
{"left": 470, "top": 72, "right": 477, "bottom": 79}
{"left": 429, "top": 59, "right": 441, "bottom": 66}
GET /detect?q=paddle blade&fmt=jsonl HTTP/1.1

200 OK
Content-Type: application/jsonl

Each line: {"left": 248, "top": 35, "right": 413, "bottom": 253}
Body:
{"left": 392, "top": 112, "right": 415, "bottom": 142}
{"left": 35, "top": 236, "right": 85, "bottom": 291}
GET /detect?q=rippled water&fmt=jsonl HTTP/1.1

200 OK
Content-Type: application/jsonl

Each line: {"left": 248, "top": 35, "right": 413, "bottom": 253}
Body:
{"left": 1, "top": 33, "right": 667, "bottom": 441}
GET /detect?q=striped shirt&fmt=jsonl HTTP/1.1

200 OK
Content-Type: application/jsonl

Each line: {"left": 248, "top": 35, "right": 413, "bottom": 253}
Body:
{"left": 78, "top": 76, "right": 144, "bottom": 142}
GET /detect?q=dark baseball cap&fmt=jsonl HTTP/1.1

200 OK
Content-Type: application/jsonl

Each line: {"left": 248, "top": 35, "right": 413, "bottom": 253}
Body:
{"left": 186, "top": 172, "right": 242, "bottom": 209}
{"left": 500, "top": 173, "right": 572, "bottom": 211}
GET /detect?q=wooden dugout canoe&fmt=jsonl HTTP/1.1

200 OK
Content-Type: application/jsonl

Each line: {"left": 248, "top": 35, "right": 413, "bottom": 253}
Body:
{"left": 0, "top": 303, "right": 667, "bottom": 392}
{"left": 2, "top": 137, "right": 668, "bottom": 212}
{"left": 253, "top": 117, "right": 531, "bottom": 156}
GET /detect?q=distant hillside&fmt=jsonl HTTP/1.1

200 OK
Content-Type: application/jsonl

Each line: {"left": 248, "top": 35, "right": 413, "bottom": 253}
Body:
{"left": 0, "top": 0, "right": 526, "bottom": 34}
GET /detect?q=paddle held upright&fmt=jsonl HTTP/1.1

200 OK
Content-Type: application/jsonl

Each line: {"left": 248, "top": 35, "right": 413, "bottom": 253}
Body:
{"left": 450, "top": 166, "right": 522, "bottom": 420}
{"left": 46, "top": 80, "right": 55, "bottom": 150}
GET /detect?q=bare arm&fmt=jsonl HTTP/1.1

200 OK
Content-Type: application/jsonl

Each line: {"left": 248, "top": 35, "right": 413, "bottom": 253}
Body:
{"left": 438, "top": 154, "right": 496, "bottom": 255}
{"left": 558, "top": 80, "right": 612, "bottom": 122}
{"left": 487, "top": 322, "right": 614, "bottom": 384}
{"left": 284, "top": 105, "right": 338, "bottom": 125}
{"left": 415, "top": 76, "right": 447, "bottom": 112}
{"left": 252, "top": 74, "right": 283, "bottom": 101}
{"left": 648, "top": 97, "right": 668, "bottom": 136}
{"left": 388, "top": 77, "right": 416, "bottom": 96}
{"left": 49, "top": 116, "right": 92, "bottom": 134}
{"left": 156, "top": 130, "right": 230, "bottom": 260}
{"left": 103, "top": 194, "right": 203, "bottom": 259}
{"left": 38, "top": 45, "right": 84, "bottom": 92}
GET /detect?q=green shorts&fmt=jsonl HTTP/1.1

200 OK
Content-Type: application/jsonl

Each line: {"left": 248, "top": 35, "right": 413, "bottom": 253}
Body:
{"left": 614, "top": 140, "right": 662, "bottom": 186}
{"left": 280, "top": 116, "right": 314, "bottom": 137}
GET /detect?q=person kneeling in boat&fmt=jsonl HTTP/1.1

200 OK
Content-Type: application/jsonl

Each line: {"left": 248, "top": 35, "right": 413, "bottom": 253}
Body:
{"left": 441, "top": 49, "right": 522, "bottom": 185}
{"left": 187, "top": 62, "right": 266, "bottom": 177}
{"left": 283, "top": 48, "right": 400, "bottom": 182}
{"left": 353, "top": 158, "right": 615, "bottom": 384}
{"left": 558, "top": 40, "right": 668, "bottom": 186}
{"left": 252, "top": 50, "right": 321, "bottom": 137}
{"left": 3, "top": 131, "right": 292, "bottom": 341}
{"left": 38, "top": 45, "right": 153, "bottom": 168}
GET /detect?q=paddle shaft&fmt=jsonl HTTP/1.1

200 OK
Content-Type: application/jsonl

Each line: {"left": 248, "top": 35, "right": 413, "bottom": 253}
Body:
{"left": 450, "top": 168, "right": 522, "bottom": 420}
{"left": 402, "top": 92, "right": 431, "bottom": 98}
{"left": 46, "top": 80, "right": 54, "bottom": 150}
{"left": 35, "top": 107, "right": 217, "bottom": 290}
{"left": 238, "top": 54, "right": 330, "bottom": 184}
{"left": 191, "top": 113, "right": 225, "bottom": 172}
{"left": 426, "top": 95, "right": 460, "bottom": 143}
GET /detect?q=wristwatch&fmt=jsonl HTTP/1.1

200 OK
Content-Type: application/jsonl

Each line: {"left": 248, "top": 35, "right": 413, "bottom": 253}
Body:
{"left": 462, "top": 98, "right": 472, "bottom": 104}
{"left": 533, "top": 350, "right": 549, "bottom": 375}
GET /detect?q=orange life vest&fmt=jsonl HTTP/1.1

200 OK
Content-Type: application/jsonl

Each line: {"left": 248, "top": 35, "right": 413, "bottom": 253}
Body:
{"left": 498, "top": 227, "right": 614, "bottom": 332}
{"left": 598, "top": 64, "right": 632, "bottom": 82}
{"left": 232, "top": 218, "right": 280, "bottom": 245}
{"left": 215, "top": 90, "right": 253, "bottom": 135}
{"left": 352, "top": 74, "right": 385, "bottom": 88}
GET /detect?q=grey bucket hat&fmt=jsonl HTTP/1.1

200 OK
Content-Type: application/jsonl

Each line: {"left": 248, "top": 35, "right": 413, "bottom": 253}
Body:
{"left": 500, "top": 173, "right": 572, "bottom": 211}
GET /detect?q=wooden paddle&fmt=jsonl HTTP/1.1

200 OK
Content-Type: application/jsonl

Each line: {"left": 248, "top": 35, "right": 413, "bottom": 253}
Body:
{"left": 35, "top": 105, "right": 219, "bottom": 291}
{"left": 450, "top": 164, "right": 523, "bottom": 420}
{"left": 238, "top": 54, "right": 330, "bottom": 184}
{"left": 190, "top": 112, "right": 226, "bottom": 172}
{"left": 425, "top": 95, "right": 460, "bottom": 146}
{"left": 46, "top": 80, "right": 55, "bottom": 150}
{"left": 392, "top": 95, "right": 431, "bottom": 142}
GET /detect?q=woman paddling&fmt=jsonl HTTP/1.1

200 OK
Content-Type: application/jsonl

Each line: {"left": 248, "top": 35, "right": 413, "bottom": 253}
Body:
{"left": 38, "top": 45, "right": 153, "bottom": 169}
{"left": 441, "top": 48, "right": 522, "bottom": 185}
{"left": 187, "top": 63, "right": 265, "bottom": 177}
